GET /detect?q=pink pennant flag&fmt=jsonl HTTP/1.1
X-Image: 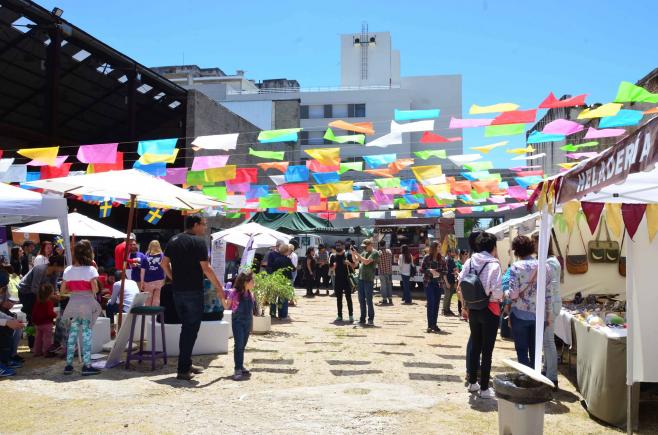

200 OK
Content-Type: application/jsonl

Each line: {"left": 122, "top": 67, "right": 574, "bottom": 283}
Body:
{"left": 566, "top": 152, "right": 598, "bottom": 160}
{"left": 507, "top": 186, "right": 528, "bottom": 201}
{"left": 27, "top": 155, "right": 68, "bottom": 167}
{"left": 542, "top": 119, "right": 584, "bottom": 136}
{"left": 583, "top": 127, "right": 626, "bottom": 139}
{"left": 298, "top": 193, "right": 321, "bottom": 207}
{"left": 77, "top": 143, "right": 118, "bottom": 164}
{"left": 359, "top": 200, "right": 379, "bottom": 211}
{"left": 449, "top": 117, "right": 493, "bottom": 129}
{"left": 382, "top": 187, "right": 406, "bottom": 195}
{"left": 373, "top": 190, "right": 394, "bottom": 204}
{"left": 510, "top": 165, "right": 542, "bottom": 171}
{"left": 161, "top": 167, "right": 188, "bottom": 184}
{"left": 192, "top": 155, "right": 229, "bottom": 170}
{"left": 488, "top": 195, "right": 507, "bottom": 204}
{"left": 226, "top": 181, "right": 250, "bottom": 193}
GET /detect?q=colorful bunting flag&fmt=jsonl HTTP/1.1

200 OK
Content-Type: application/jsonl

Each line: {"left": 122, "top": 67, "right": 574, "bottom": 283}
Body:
{"left": 259, "top": 194, "right": 282, "bottom": 209}
{"left": 577, "top": 103, "right": 622, "bottom": 119}
{"left": 284, "top": 165, "right": 309, "bottom": 183}
{"left": 77, "top": 143, "right": 118, "bottom": 164}
{"left": 17, "top": 146, "right": 59, "bottom": 166}
{"left": 192, "top": 155, "right": 229, "bottom": 170}
{"left": 394, "top": 108, "right": 440, "bottom": 121}
{"left": 542, "top": 119, "right": 584, "bottom": 136}
{"left": 365, "top": 131, "right": 402, "bottom": 148}
{"left": 583, "top": 127, "right": 626, "bottom": 139}
{"left": 99, "top": 201, "right": 112, "bottom": 218}
{"left": 324, "top": 128, "right": 365, "bottom": 144}
{"left": 419, "top": 131, "right": 461, "bottom": 143}
{"left": 137, "top": 138, "right": 177, "bottom": 156}
{"left": 305, "top": 148, "right": 340, "bottom": 166}
{"left": 374, "top": 178, "right": 401, "bottom": 189}
{"left": 162, "top": 167, "right": 188, "bottom": 184}
{"left": 614, "top": 81, "right": 658, "bottom": 104}
{"left": 484, "top": 124, "right": 525, "bottom": 137}
{"left": 231, "top": 168, "right": 258, "bottom": 184}
{"left": 312, "top": 172, "right": 340, "bottom": 184}
{"left": 258, "top": 128, "right": 302, "bottom": 143}
{"left": 204, "top": 165, "right": 237, "bottom": 183}
{"left": 411, "top": 165, "right": 443, "bottom": 185}
{"left": 448, "top": 154, "right": 482, "bottom": 166}
{"left": 621, "top": 204, "right": 647, "bottom": 240}
{"left": 258, "top": 161, "right": 289, "bottom": 172}
{"left": 191, "top": 134, "right": 239, "bottom": 151}
{"left": 137, "top": 149, "right": 179, "bottom": 165}
{"left": 248, "top": 148, "right": 285, "bottom": 160}
{"left": 202, "top": 186, "right": 227, "bottom": 200}
{"left": 414, "top": 150, "right": 447, "bottom": 160}
{"left": 388, "top": 158, "right": 415, "bottom": 173}
{"left": 464, "top": 161, "right": 493, "bottom": 171}
{"left": 539, "top": 92, "right": 587, "bottom": 109}
{"left": 328, "top": 120, "right": 375, "bottom": 135}
{"left": 88, "top": 151, "right": 123, "bottom": 173}
{"left": 581, "top": 202, "right": 605, "bottom": 234}
{"left": 339, "top": 162, "right": 363, "bottom": 174}
{"left": 469, "top": 103, "right": 519, "bottom": 114}
{"left": 598, "top": 110, "right": 644, "bottom": 128}
{"left": 646, "top": 204, "right": 658, "bottom": 241}
{"left": 306, "top": 160, "right": 339, "bottom": 172}
{"left": 364, "top": 154, "right": 397, "bottom": 169}
{"left": 506, "top": 146, "right": 536, "bottom": 154}
{"left": 390, "top": 120, "right": 434, "bottom": 133}
{"left": 471, "top": 141, "right": 508, "bottom": 154}
{"left": 604, "top": 203, "right": 623, "bottom": 238}
{"left": 491, "top": 109, "right": 537, "bottom": 125}
{"left": 449, "top": 117, "right": 493, "bottom": 128}
{"left": 561, "top": 201, "right": 580, "bottom": 234}
{"left": 145, "top": 208, "right": 164, "bottom": 225}
{"left": 133, "top": 161, "right": 167, "bottom": 176}
{"left": 527, "top": 131, "right": 566, "bottom": 144}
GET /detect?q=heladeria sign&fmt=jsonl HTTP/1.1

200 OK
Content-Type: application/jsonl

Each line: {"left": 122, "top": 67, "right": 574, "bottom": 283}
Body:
{"left": 558, "top": 117, "right": 658, "bottom": 203}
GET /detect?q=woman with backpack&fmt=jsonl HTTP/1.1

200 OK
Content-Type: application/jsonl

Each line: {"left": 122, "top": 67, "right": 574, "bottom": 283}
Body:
{"left": 458, "top": 232, "right": 502, "bottom": 400}
{"left": 507, "top": 235, "right": 551, "bottom": 369}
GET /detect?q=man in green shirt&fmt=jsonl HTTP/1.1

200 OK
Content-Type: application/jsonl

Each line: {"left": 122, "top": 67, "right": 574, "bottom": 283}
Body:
{"left": 350, "top": 239, "right": 379, "bottom": 326}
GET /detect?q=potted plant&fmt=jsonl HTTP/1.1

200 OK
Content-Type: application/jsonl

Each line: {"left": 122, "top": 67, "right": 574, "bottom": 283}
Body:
{"left": 252, "top": 269, "right": 296, "bottom": 333}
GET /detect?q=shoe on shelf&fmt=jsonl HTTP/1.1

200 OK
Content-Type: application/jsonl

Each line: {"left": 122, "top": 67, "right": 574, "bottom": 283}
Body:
{"left": 63, "top": 365, "right": 74, "bottom": 375}
{"left": 480, "top": 388, "right": 496, "bottom": 399}
{"left": 176, "top": 371, "right": 195, "bottom": 381}
{"left": 0, "top": 364, "right": 16, "bottom": 377}
{"left": 82, "top": 365, "right": 101, "bottom": 376}
{"left": 468, "top": 382, "right": 481, "bottom": 393}
{"left": 190, "top": 364, "right": 204, "bottom": 374}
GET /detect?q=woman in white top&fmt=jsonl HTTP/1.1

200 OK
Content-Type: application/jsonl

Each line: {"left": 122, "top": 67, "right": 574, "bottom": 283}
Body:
{"left": 32, "top": 241, "right": 53, "bottom": 267}
{"left": 398, "top": 244, "right": 413, "bottom": 304}
{"left": 288, "top": 243, "right": 299, "bottom": 287}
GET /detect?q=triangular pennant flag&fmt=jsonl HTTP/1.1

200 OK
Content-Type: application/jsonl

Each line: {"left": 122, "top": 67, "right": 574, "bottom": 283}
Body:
{"left": 18, "top": 146, "right": 59, "bottom": 166}
{"left": 539, "top": 92, "right": 587, "bottom": 109}
{"left": 305, "top": 147, "right": 340, "bottom": 166}
{"left": 484, "top": 124, "right": 525, "bottom": 137}
{"left": 506, "top": 146, "right": 536, "bottom": 154}
{"left": 614, "top": 81, "right": 658, "bottom": 104}
{"left": 414, "top": 150, "right": 447, "bottom": 160}
{"left": 562, "top": 200, "right": 581, "bottom": 234}
{"left": 581, "top": 202, "right": 605, "bottom": 234}
{"left": 577, "top": 103, "right": 622, "bottom": 119}
{"left": 646, "top": 204, "right": 658, "bottom": 242}
{"left": 621, "top": 203, "right": 647, "bottom": 240}
{"left": 491, "top": 109, "right": 537, "bottom": 125}
{"left": 471, "top": 141, "right": 508, "bottom": 154}
{"left": 604, "top": 203, "right": 623, "bottom": 238}
{"left": 338, "top": 162, "right": 363, "bottom": 174}
{"left": 99, "top": 201, "right": 112, "bottom": 218}
{"left": 258, "top": 161, "right": 289, "bottom": 172}
{"left": 327, "top": 120, "right": 374, "bottom": 135}
{"left": 469, "top": 103, "right": 519, "bottom": 114}
{"left": 323, "top": 128, "right": 365, "bottom": 144}
{"left": 145, "top": 208, "right": 164, "bottom": 225}
{"left": 248, "top": 147, "right": 285, "bottom": 160}
{"left": 419, "top": 131, "right": 461, "bottom": 144}
{"left": 365, "top": 131, "right": 402, "bottom": 148}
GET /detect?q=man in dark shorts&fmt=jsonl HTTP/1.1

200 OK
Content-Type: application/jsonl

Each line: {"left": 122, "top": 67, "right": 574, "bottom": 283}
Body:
{"left": 329, "top": 241, "right": 355, "bottom": 322}
{"left": 161, "top": 216, "right": 227, "bottom": 381}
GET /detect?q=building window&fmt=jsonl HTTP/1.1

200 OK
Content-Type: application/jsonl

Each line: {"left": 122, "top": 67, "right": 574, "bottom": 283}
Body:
{"left": 308, "top": 105, "right": 324, "bottom": 119}
{"left": 299, "top": 130, "right": 309, "bottom": 145}
{"left": 332, "top": 104, "right": 348, "bottom": 118}
{"left": 348, "top": 103, "right": 366, "bottom": 118}
{"left": 300, "top": 105, "right": 309, "bottom": 119}
{"left": 307, "top": 130, "right": 325, "bottom": 145}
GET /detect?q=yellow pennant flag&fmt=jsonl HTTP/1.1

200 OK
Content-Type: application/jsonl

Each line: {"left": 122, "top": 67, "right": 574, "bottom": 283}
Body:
{"left": 393, "top": 210, "right": 412, "bottom": 219}
{"left": 411, "top": 165, "right": 443, "bottom": 184}
{"left": 536, "top": 181, "right": 549, "bottom": 211}
{"left": 469, "top": 103, "right": 519, "bottom": 114}
{"left": 204, "top": 165, "right": 236, "bottom": 182}
{"left": 137, "top": 149, "right": 179, "bottom": 164}
{"left": 577, "top": 103, "right": 623, "bottom": 119}
{"left": 558, "top": 162, "right": 578, "bottom": 170}
{"left": 471, "top": 141, "right": 508, "bottom": 154}
{"left": 604, "top": 203, "right": 622, "bottom": 238}
{"left": 506, "top": 145, "right": 536, "bottom": 154}
{"left": 646, "top": 204, "right": 658, "bottom": 242}
{"left": 399, "top": 202, "right": 420, "bottom": 210}
{"left": 18, "top": 146, "right": 59, "bottom": 166}
{"left": 314, "top": 181, "right": 353, "bottom": 198}
{"left": 423, "top": 184, "right": 451, "bottom": 197}
{"left": 304, "top": 148, "right": 340, "bottom": 166}
{"left": 328, "top": 201, "right": 340, "bottom": 212}
{"left": 562, "top": 200, "right": 581, "bottom": 234}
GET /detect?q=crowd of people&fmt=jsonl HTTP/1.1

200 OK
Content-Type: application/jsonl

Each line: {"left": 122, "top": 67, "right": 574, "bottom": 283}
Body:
{"left": 1, "top": 220, "right": 562, "bottom": 393}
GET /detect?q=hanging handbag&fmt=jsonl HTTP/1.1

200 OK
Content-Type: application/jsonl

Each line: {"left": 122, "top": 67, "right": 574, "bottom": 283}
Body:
{"left": 588, "top": 216, "right": 620, "bottom": 263}
{"left": 619, "top": 228, "right": 626, "bottom": 277}
{"left": 551, "top": 228, "right": 565, "bottom": 283}
{"left": 566, "top": 222, "right": 588, "bottom": 274}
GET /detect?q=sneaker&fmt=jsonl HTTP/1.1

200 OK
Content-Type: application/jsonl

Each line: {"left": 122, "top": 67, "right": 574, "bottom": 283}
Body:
{"left": 359, "top": 319, "right": 366, "bottom": 324}
{"left": 176, "top": 371, "right": 195, "bottom": 381}
{"left": 12, "top": 355, "right": 25, "bottom": 363}
{"left": 431, "top": 325, "right": 441, "bottom": 333}
{"left": 377, "top": 300, "right": 387, "bottom": 306}
{"left": 348, "top": 316, "right": 354, "bottom": 322}
{"left": 468, "top": 382, "right": 481, "bottom": 393}
{"left": 190, "top": 364, "right": 204, "bottom": 374}
{"left": 82, "top": 365, "right": 101, "bottom": 376}
{"left": 63, "top": 365, "right": 74, "bottom": 375}
{"left": 335, "top": 316, "right": 343, "bottom": 322}
{"left": 480, "top": 388, "right": 496, "bottom": 399}
{"left": 8, "top": 359, "right": 22, "bottom": 369}
{"left": 232, "top": 371, "right": 245, "bottom": 381}
{"left": 241, "top": 368, "right": 251, "bottom": 377}
{"left": 367, "top": 319, "right": 374, "bottom": 326}
{"left": 0, "top": 364, "right": 16, "bottom": 377}
{"left": 388, "top": 299, "right": 394, "bottom": 305}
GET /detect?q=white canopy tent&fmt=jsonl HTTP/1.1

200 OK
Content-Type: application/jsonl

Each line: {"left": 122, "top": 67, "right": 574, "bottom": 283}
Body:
{"left": 211, "top": 222, "right": 292, "bottom": 248}
{"left": 27, "top": 169, "right": 225, "bottom": 325}
{"left": 13, "top": 212, "right": 126, "bottom": 239}
{"left": 486, "top": 213, "right": 540, "bottom": 268}
{"left": 0, "top": 183, "right": 72, "bottom": 265}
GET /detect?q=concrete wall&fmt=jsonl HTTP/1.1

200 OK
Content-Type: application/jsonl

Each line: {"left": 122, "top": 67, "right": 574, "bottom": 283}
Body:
{"left": 340, "top": 32, "right": 399, "bottom": 87}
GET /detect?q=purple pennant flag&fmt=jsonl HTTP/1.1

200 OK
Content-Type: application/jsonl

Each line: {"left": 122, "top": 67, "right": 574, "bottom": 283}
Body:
{"left": 359, "top": 200, "right": 379, "bottom": 211}
{"left": 161, "top": 167, "right": 188, "bottom": 185}
{"left": 298, "top": 193, "right": 321, "bottom": 207}
{"left": 192, "top": 155, "right": 229, "bottom": 170}
{"left": 77, "top": 143, "right": 118, "bottom": 164}
{"left": 373, "top": 190, "right": 394, "bottom": 204}
{"left": 226, "top": 181, "right": 251, "bottom": 193}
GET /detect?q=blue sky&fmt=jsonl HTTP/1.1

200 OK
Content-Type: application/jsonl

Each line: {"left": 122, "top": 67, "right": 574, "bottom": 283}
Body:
{"left": 38, "top": 0, "right": 658, "bottom": 167}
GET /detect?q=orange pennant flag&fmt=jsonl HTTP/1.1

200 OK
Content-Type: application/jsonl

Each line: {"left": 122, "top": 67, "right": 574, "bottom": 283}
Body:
{"left": 258, "top": 161, "right": 289, "bottom": 172}
{"left": 328, "top": 120, "right": 375, "bottom": 135}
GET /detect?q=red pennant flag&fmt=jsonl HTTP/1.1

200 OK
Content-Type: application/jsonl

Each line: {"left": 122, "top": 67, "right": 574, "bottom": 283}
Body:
{"left": 90, "top": 151, "right": 124, "bottom": 173}
{"left": 306, "top": 160, "right": 339, "bottom": 173}
{"left": 40, "top": 162, "right": 72, "bottom": 179}
{"left": 491, "top": 109, "right": 537, "bottom": 125}
{"left": 425, "top": 197, "right": 441, "bottom": 208}
{"left": 420, "top": 131, "right": 450, "bottom": 143}
{"left": 513, "top": 170, "right": 544, "bottom": 177}
{"left": 231, "top": 168, "right": 258, "bottom": 184}
{"left": 456, "top": 207, "right": 473, "bottom": 215}
{"left": 539, "top": 92, "right": 587, "bottom": 109}
{"left": 281, "top": 183, "right": 309, "bottom": 198}
{"left": 581, "top": 202, "right": 605, "bottom": 234}
{"left": 621, "top": 203, "right": 647, "bottom": 240}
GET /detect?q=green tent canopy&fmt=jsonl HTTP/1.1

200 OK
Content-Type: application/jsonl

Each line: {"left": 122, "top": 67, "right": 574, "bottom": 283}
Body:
{"left": 247, "top": 212, "right": 361, "bottom": 235}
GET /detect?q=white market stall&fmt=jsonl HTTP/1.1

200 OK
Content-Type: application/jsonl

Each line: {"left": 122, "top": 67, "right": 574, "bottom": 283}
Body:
{"left": 0, "top": 182, "right": 72, "bottom": 264}
{"left": 211, "top": 221, "right": 292, "bottom": 249}
{"left": 531, "top": 115, "right": 658, "bottom": 431}
{"left": 12, "top": 212, "right": 126, "bottom": 239}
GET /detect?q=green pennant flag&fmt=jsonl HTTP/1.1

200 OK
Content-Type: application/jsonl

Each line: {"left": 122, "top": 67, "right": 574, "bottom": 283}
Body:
{"left": 339, "top": 161, "right": 363, "bottom": 174}
{"left": 482, "top": 205, "right": 498, "bottom": 212}
{"left": 470, "top": 190, "right": 491, "bottom": 200}
{"left": 479, "top": 173, "right": 502, "bottom": 182}
{"left": 249, "top": 147, "right": 285, "bottom": 160}
{"left": 559, "top": 144, "right": 579, "bottom": 152}
{"left": 280, "top": 198, "right": 295, "bottom": 208}
{"left": 225, "top": 212, "right": 242, "bottom": 219}
{"left": 614, "top": 81, "right": 658, "bottom": 104}
{"left": 414, "top": 149, "right": 447, "bottom": 160}
{"left": 259, "top": 193, "right": 282, "bottom": 208}
{"left": 202, "top": 186, "right": 227, "bottom": 200}
{"left": 464, "top": 161, "right": 494, "bottom": 171}
{"left": 186, "top": 170, "right": 210, "bottom": 185}
{"left": 324, "top": 128, "right": 366, "bottom": 144}
{"left": 560, "top": 141, "right": 598, "bottom": 152}
{"left": 484, "top": 123, "right": 526, "bottom": 137}
{"left": 257, "top": 128, "right": 302, "bottom": 142}
{"left": 374, "top": 177, "right": 401, "bottom": 188}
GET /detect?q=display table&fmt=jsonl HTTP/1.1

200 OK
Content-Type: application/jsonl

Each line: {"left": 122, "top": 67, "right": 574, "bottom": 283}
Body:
{"left": 573, "top": 319, "right": 628, "bottom": 427}
{"left": 554, "top": 309, "right": 574, "bottom": 346}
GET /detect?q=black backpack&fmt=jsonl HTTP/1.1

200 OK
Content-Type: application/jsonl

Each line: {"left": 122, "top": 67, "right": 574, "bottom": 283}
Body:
{"left": 460, "top": 262, "right": 493, "bottom": 310}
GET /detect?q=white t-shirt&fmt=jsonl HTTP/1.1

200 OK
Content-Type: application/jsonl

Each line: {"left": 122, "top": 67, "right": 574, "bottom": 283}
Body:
{"left": 33, "top": 255, "right": 49, "bottom": 267}
{"left": 397, "top": 255, "right": 412, "bottom": 276}
{"left": 110, "top": 280, "right": 140, "bottom": 313}
{"left": 288, "top": 252, "right": 298, "bottom": 268}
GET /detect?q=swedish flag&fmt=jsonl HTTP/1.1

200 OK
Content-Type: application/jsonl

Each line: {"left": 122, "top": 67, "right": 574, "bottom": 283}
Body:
{"left": 99, "top": 201, "right": 112, "bottom": 218}
{"left": 145, "top": 208, "right": 163, "bottom": 225}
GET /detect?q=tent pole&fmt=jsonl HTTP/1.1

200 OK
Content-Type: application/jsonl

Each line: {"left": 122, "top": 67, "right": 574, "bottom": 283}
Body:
{"left": 117, "top": 194, "right": 137, "bottom": 328}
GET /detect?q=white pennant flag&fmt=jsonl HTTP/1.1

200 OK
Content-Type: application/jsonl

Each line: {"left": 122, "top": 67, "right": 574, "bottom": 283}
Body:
{"left": 390, "top": 119, "right": 435, "bottom": 133}
{"left": 192, "top": 133, "right": 239, "bottom": 151}
{"left": 448, "top": 154, "right": 483, "bottom": 166}
{"left": 366, "top": 131, "right": 403, "bottom": 148}
{"left": 511, "top": 153, "right": 546, "bottom": 161}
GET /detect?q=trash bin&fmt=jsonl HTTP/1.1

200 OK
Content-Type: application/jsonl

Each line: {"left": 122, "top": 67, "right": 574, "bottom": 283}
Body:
{"left": 494, "top": 373, "right": 553, "bottom": 435}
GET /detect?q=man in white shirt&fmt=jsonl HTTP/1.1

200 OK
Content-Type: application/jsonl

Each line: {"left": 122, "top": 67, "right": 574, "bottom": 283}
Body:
{"left": 107, "top": 279, "right": 140, "bottom": 319}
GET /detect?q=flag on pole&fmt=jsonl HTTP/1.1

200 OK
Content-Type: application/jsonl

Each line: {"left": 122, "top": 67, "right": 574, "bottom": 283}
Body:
{"left": 145, "top": 208, "right": 164, "bottom": 225}
{"left": 99, "top": 201, "right": 112, "bottom": 218}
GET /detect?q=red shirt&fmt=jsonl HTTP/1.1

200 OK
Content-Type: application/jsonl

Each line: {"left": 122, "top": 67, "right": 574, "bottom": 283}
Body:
{"left": 115, "top": 242, "right": 126, "bottom": 271}
{"left": 32, "top": 300, "right": 57, "bottom": 325}
{"left": 226, "top": 243, "right": 238, "bottom": 261}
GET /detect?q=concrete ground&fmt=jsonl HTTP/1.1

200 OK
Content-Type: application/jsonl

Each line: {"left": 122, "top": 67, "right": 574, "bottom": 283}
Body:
{"left": 2, "top": 288, "right": 653, "bottom": 434}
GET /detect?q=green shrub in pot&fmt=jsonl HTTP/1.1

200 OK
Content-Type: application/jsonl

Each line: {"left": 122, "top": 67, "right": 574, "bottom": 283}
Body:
{"left": 252, "top": 268, "right": 296, "bottom": 315}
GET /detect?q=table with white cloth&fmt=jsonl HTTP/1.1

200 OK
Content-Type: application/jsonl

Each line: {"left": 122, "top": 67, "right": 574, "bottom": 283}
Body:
{"left": 554, "top": 308, "right": 575, "bottom": 346}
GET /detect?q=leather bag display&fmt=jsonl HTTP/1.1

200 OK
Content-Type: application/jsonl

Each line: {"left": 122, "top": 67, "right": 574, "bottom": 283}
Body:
{"left": 566, "top": 222, "right": 588, "bottom": 275}
{"left": 588, "top": 216, "right": 620, "bottom": 263}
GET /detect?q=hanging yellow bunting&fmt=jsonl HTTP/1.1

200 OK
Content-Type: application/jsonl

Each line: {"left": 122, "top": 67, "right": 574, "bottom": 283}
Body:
{"left": 204, "top": 165, "right": 236, "bottom": 182}
{"left": 137, "top": 149, "right": 179, "bottom": 164}
{"left": 577, "top": 103, "right": 623, "bottom": 119}
{"left": 469, "top": 103, "right": 519, "bottom": 114}
{"left": 558, "top": 162, "right": 578, "bottom": 170}
{"left": 604, "top": 203, "right": 622, "bottom": 238}
{"left": 393, "top": 210, "right": 412, "bottom": 218}
{"left": 18, "top": 146, "right": 59, "bottom": 166}
{"left": 411, "top": 165, "right": 443, "bottom": 184}
{"left": 562, "top": 200, "right": 581, "bottom": 234}
{"left": 304, "top": 148, "right": 340, "bottom": 166}
{"left": 471, "top": 141, "right": 508, "bottom": 154}
{"left": 646, "top": 204, "right": 658, "bottom": 242}
{"left": 506, "top": 146, "right": 536, "bottom": 154}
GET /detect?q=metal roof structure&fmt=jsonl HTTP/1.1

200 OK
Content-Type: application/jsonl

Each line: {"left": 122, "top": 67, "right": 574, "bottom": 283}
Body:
{"left": 0, "top": 0, "right": 187, "bottom": 158}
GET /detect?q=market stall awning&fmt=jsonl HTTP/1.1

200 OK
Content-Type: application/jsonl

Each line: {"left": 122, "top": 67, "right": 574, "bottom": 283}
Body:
{"left": 13, "top": 212, "right": 125, "bottom": 239}
{"left": 26, "top": 169, "right": 224, "bottom": 210}
{"left": 247, "top": 212, "right": 338, "bottom": 234}
{"left": 211, "top": 222, "right": 292, "bottom": 248}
